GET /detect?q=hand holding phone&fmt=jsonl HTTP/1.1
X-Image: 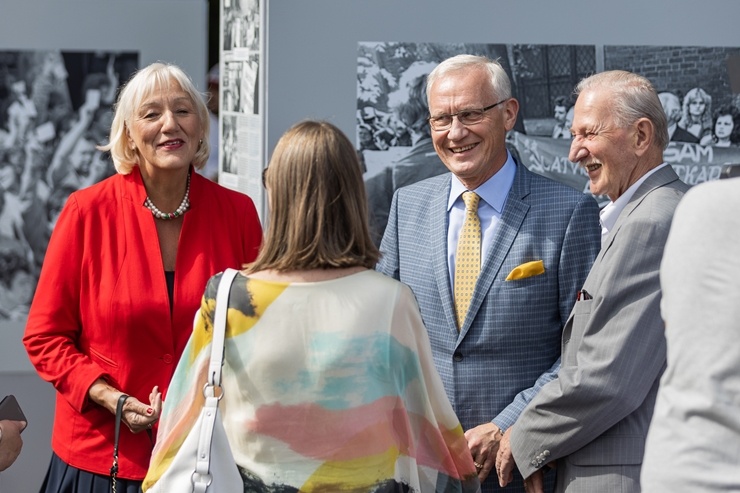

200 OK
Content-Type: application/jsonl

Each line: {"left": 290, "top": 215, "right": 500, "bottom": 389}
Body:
{"left": 0, "top": 396, "right": 26, "bottom": 471}
{"left": 0, "top": 395, "right": 27, "bottom": 427}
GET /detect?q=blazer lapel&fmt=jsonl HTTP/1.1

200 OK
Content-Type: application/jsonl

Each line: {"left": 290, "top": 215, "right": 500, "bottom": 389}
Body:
{"left": 430, "top": 175, "right": 459, "bottom": 335}
{"left": 578, "top": 164, "right": 682, "bottom": 304}
{"left": 600, "top": 165, "right": 680, "bottom": 259}
{"left": 459, "top": 164, "right": 531, "bottom": 338}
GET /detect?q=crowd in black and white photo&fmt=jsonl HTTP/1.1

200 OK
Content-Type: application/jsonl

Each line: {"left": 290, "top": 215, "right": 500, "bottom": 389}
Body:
{"left": 0, "top": 51, "right": 136, "bottom": 320}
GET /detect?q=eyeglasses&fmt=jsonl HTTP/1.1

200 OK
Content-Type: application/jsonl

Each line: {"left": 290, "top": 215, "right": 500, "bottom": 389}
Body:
{"left": 428, "top": 99, "right": 508, "bottom": 131}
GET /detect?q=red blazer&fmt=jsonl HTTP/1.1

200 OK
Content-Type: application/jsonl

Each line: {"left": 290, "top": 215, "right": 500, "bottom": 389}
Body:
{"left": 24, "top": 168, "right": 262, "bottom": 479}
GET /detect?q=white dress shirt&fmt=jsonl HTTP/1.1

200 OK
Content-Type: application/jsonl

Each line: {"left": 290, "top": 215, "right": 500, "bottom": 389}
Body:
{"left": 599, "top": 163, "right": 669, "bottom": 246}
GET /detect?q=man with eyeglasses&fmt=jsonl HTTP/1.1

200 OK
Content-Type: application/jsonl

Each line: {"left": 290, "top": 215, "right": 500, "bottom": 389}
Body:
{"left": 377, "top": 54, "right": 601, "bottom": 493}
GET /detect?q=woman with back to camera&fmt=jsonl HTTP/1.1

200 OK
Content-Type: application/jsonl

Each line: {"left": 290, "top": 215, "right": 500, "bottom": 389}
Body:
{"left": 23, "top": 62, "right": 262, "bottom": 493}
{"left": 143, "top": 120, "right": 481, "bottom": 493}
{"left": 678, "top": 87, "right": 713, "bottom": 146}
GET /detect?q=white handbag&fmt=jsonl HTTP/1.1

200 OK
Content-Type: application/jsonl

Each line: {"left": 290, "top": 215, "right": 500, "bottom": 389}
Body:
{"left": 148, "top": 268, "right": 243, "bottom": 493}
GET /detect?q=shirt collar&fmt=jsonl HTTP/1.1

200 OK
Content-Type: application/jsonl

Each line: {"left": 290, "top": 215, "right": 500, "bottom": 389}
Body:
{"left": 447, "top": 152, "right": 516, "bottom": 212}
{"left": 600, "top": 162, "right": 669, "bottom": 232}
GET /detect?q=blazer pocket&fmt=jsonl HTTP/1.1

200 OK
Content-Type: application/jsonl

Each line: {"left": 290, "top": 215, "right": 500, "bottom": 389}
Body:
{"left": 88, "top": 346, "right": 119, "bottom": 369}
{"left": 505, "top": 260, "right": 545, "bottom": 281}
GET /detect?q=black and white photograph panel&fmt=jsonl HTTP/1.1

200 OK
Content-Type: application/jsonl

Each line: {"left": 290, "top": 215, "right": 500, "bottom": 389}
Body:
{"left": 357, "top": 42, "right": 592, "bottom": 242}
{"left": 222, "top": 114, "right": 238, "bottom": 175}
{"left": 223, "top": 0, "right": 260, "bottom": 52}
{"left": 358, "top": 41, "right": 740, "bottom": 241}
{"left": 223, "top": 60, "right": 243, "bottom": 113}
{"left": 0, "top": 50, "right": 138, "bottom": 321}
{"left": 240, "top": 56, "right": 259, "bottom": 115}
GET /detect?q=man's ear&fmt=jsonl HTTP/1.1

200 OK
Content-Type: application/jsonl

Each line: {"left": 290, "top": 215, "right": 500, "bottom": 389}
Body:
{"left": 634, "top": 118, "right": 654, "bottom": 156}
{"left": 503, "top": 98, "right": 520, "bottom": 132}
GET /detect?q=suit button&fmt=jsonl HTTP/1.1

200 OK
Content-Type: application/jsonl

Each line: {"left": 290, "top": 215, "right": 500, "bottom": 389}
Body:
{"left": 163, "top": 354, "right": 173, "bottom": 364}
{"left": 453, "top": 352, "right": 463, "bottom": 362}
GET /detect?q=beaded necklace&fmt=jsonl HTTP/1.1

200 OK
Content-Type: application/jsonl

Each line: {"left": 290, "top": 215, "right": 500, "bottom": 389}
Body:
{"left": 143, "top": 173, "right": 191, "bottom": 220}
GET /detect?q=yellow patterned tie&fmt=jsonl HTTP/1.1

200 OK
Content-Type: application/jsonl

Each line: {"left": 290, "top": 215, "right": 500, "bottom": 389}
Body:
{"left": 454, "top": 191, "right": 481, "bottom": 329}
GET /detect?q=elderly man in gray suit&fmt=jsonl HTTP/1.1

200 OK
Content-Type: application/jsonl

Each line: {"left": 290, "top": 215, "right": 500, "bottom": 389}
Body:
{"left": 496, "top": 70, "right": 690, "bottom": 493}
{"left": 377, "top": 54, "right": 601, "bottom": 493}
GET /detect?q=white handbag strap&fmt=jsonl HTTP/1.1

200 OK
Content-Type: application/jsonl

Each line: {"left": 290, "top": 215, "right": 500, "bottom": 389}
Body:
{"left": 194, "top": 268, "right": 239, "bottom": 493}
{"left": 207, "top": 268, "right": 239, "bottom": 388}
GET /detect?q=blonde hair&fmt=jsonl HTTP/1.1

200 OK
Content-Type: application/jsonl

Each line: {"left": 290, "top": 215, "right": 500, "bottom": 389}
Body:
{"left": 247, "top": 120, "right": 379, "bottom": 272}
{"left": 99, "top": 62, "right": 210, "bottom": 174}
{"left": 679, "top": 87, "right": 712, "bottom": 135}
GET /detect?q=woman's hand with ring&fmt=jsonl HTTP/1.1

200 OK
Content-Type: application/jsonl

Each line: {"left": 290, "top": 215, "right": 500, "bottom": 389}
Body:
{"left": 121, "top": 385, "right": 162, "bottom": 433}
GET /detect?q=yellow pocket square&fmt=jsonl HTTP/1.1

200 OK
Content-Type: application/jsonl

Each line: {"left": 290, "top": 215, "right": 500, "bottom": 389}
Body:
{"left": 505, "top": 260, "right": 545, "bottom": 281}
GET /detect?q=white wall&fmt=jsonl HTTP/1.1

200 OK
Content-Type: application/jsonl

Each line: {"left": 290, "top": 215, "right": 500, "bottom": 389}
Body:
{"left": 0, "top": 1, "right": 207, "bottom": 490}
{"left": 1, "top": 0, "right": 209, "bottom": 88}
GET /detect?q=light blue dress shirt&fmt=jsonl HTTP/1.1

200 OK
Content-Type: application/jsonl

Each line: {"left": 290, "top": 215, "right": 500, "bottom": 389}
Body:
{"left": 446, "top": 153, "right": 517, "bottom": 288}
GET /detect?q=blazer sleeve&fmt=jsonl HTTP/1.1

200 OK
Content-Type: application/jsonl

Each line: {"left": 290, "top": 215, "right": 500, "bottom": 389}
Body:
{"left": 376, "top": 188, "right": 401, "bottom": 280}
{"left": 510, "top": 210, "right": 670, "bottom": 478}
{"left": 493, "top": 192, "right": 601, "bottom": 430}
{"left": 23, "top": 194, "right": 109, "bottom": 412}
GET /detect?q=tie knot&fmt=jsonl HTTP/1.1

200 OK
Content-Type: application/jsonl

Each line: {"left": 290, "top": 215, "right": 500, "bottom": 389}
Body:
{"left": 462, "top": 191, "right": 480, "bottom": 212}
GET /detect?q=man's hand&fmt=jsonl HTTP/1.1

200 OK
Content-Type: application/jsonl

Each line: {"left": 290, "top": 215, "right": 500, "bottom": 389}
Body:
{"left": 495, "top": 426, "right": 515, "bottom": 487}
{"left": 465, "top": 422, "right": 504, "bottom": 483}
{"left": 523, "top": 469, "right": 544, "bottom": 493}
{"left": 497, "top": 427, "right": 546, "bottom": 493}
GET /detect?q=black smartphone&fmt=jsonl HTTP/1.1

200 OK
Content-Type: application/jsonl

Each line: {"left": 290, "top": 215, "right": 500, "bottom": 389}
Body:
{"left": 0, "top": 395, "right": 27, "bottom": 425}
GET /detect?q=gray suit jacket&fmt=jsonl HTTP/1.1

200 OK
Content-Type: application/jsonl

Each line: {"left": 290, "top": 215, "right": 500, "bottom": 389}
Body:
{"left": 378, "top": 163, "right": 601, "bottom": 493}
{"left": 510, "top": 165, "right": 690, "bottom": 493}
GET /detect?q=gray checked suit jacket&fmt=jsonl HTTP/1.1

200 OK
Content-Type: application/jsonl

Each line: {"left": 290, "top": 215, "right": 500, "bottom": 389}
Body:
{"left": 378, "top": 163, "right": 601, "bottom": 493}
{"left": 509, "top": 165, "right": 690, "bottom": 493}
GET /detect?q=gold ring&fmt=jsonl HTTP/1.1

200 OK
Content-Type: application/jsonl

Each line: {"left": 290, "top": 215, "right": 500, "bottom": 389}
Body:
{"left": 473, "top": 461, "right": 483, "bottom": 469}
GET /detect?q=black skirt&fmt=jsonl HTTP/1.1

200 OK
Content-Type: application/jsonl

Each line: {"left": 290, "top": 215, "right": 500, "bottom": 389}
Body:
{"left": 39, "top": 453, "right": 142, "bottom": 493}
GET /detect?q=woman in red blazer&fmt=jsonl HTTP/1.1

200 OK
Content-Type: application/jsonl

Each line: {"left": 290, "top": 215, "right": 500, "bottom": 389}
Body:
{"left": 23, "top": 62, "right": 262, "bottom": 493}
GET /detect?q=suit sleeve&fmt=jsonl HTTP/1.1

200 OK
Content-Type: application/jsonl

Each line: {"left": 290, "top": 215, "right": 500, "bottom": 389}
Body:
{"left": 510, "top": 211, "right": 670, "bottom": 478}
{"left": 376, "top": 188, "right": 401, "bottom": 280}
{"left": 493, "top": 192, "right": 601, "bottom": 430}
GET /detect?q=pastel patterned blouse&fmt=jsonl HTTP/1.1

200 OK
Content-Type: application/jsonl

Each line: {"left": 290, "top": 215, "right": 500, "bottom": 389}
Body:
{"left": 144, "top": 269, "right": 480, "bottom": 492}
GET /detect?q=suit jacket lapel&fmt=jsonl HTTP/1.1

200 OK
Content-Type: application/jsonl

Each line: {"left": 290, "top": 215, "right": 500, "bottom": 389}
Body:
{"left": 459, "top": 164, "right": 531, "bottom": 338}
{"left": 572, "top": 165, "right": 682, "bottom": 325}
{"left": 430, "top": 175, "right": 459, "bottom": 335}
{"left": 599, "top": 165, "right": 680, "bottom": 261}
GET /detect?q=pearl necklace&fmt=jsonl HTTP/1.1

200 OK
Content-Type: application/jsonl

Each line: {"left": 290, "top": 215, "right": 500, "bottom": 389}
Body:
{"left": 144, "top": 174, "right": 191, "bottom": 220}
